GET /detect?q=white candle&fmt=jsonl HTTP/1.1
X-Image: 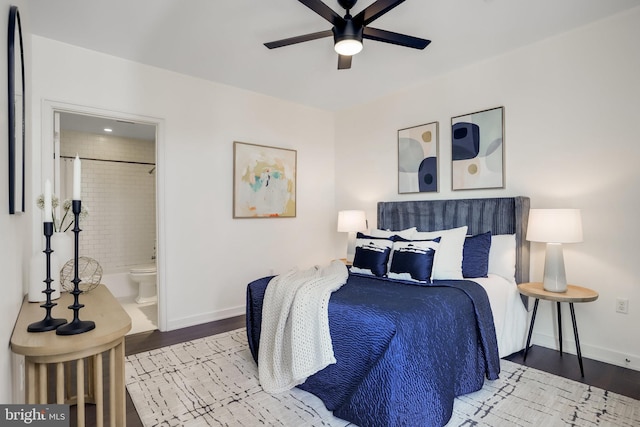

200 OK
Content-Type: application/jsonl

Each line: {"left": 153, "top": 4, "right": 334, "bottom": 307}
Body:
{"left": 73, "top": 154, "right": 81, "bottom": 200}
{"left": 44, "top": 179, "right": 52, "bottom": 223}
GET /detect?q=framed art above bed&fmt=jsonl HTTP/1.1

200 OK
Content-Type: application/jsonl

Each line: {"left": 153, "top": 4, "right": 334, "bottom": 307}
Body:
{"left": 398, "top": 121, "right": 439, "bottom": 194}
{"left": 451, "top": 106, "right": 504, "bottom": 191}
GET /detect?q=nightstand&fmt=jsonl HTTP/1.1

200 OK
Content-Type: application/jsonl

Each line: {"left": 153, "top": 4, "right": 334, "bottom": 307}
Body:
{"left": 518, "top": 282, "right": 598, "bottom": 376}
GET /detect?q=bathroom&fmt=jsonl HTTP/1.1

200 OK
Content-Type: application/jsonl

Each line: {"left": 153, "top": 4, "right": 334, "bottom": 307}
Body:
{"left": 57, "top": 111, "right": 158, "bottom": 334}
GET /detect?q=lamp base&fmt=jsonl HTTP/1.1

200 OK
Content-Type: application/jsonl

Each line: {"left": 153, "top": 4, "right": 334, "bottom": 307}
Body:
{"left": 543, "top": 243, "right": 567, "bottom": 293}
{"left": 346, "top": 231, "right": 357, "bottom": 263}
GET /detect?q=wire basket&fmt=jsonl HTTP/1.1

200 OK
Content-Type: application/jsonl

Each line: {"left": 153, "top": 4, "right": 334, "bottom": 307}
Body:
{"left": 60, "top": 256, "right": 103, "bottom": 293}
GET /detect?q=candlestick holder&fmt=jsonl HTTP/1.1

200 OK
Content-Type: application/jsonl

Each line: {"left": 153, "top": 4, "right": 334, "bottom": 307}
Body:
{"left": 56, "top": 200, "right": 95, "bottom": 335}
{"left": 28, "top": 222, "right": 68, "bottom": 332}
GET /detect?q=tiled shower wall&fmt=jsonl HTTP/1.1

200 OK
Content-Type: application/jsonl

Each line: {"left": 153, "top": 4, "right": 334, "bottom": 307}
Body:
{"left": 59, "top": 130, "right": 156, "bottom": 273}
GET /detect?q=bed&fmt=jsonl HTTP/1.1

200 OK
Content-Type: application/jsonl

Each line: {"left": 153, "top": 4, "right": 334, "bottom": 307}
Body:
{"left": 246, "top": 196, "right": 530, "bottom": 427}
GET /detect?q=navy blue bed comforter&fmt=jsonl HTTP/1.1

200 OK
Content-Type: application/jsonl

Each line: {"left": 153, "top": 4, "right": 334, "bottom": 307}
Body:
{"left": 246, "top": 272, "right": 500, "bottom": 427}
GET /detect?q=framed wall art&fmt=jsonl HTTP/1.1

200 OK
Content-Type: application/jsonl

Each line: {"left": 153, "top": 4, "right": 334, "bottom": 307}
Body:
{"left": 8, "top": 6, "right": 25, "bottom": 214}
{"left": 398, "top": 121, "right": 439, "bottom": 194}
{"left": 233, "top": 141, "right": 296, "bottom": 218}
{"left": 451, "top": 106, "right": 504, "bottom": 190}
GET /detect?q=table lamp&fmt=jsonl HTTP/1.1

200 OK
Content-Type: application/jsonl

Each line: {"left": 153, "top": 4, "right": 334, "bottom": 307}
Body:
{"left": 526, "top": 208, "right": 583, "bottom": 292}
{"left": 337, "top": 210, "right": 367, "bottom": 262}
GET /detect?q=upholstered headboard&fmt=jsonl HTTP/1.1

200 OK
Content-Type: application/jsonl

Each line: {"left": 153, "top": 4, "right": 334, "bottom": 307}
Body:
{"left": 377, "top": 197, "right": 530, "bottom": 284}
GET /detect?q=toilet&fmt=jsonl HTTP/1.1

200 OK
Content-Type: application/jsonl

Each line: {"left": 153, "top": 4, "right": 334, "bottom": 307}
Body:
{"left": 129, "top": 264, "right": 157, "bottom": 304}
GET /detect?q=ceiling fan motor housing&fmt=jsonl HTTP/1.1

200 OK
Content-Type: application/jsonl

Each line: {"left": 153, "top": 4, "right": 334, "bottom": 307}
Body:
{"left": 333, "top": 18, "right": 364, "bottom": 45}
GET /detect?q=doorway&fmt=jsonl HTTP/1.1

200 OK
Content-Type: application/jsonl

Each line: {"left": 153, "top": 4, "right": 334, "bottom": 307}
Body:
{"left": 53, "top": 110, "right": 159, "bottom": 334}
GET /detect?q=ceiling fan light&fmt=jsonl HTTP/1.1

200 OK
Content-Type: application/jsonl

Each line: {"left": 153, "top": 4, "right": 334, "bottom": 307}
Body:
{"left": 334, "top": 38, "right": 363, "bottom": 56}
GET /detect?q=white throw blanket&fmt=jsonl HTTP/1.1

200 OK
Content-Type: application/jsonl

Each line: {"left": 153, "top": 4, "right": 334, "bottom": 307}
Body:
{"left": 258, "top": 260, "right": 348, "bottom": 394}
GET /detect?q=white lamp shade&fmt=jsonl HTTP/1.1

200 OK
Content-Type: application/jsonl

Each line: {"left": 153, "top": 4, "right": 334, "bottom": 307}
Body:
{"left": 526, "top": 209, "right": 583, "bottom": 243}
{"left": 337, "top": 210, "right": 367, "bottom": 232}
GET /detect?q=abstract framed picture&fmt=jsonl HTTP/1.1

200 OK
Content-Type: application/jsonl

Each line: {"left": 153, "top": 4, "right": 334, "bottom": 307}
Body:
{"left": 233, "top": 141, "right": 296, "bottom": 218}
{"left": 398, "top": 121, "right": 439, "bottom": 194}
{"left": 451, "top": 106, "right": 504, "bottom": 190}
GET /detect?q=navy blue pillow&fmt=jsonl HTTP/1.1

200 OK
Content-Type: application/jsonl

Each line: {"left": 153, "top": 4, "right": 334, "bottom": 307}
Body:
{"left": 387, "top": 237, "right": 440, "bottom": 283}
{"left": 462, "top": 232, "right": 492, "bottom": 278}
{"left": 352, "top": 234, "right": 394, "bottom": 277}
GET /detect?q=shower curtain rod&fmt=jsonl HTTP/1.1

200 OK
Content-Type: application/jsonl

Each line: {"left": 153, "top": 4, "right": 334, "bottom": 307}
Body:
{"left": 59, "top": 155, "right": 155, "bottom": 167}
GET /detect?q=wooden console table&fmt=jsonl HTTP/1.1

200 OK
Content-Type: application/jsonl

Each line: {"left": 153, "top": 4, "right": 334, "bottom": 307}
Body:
{"left": 11, "top": 285, "right": 131, "bottom": 427}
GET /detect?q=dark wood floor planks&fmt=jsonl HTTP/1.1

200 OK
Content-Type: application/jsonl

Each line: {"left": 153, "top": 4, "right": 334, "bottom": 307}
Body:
{"left": 505, "top": 344, "right": 640, "bottom": 400}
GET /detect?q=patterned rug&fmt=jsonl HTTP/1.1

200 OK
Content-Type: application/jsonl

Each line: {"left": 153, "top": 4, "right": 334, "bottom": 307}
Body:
{"left": 125, "top": 328, "right": 640, "bottom": 426}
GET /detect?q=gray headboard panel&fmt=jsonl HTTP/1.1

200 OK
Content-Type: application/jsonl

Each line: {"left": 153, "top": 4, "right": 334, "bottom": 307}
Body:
{"left": 377, "top": 197, "right": 530, "bottom": 284}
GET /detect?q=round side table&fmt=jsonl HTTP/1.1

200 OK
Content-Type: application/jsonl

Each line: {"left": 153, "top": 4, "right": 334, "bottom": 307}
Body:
{"left": 518, "top": 282, "right": 598, "bottom": 377}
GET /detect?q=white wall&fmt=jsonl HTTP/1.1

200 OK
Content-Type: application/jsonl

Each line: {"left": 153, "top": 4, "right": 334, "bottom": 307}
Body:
{"left": 31, "top": 36, "right": 337, "bottom": 332}
{"left": 335, "top": 7, "right": 640, "bottom": 370}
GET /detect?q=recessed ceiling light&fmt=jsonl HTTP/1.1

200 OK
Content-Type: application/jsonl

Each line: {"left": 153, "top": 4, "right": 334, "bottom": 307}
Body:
{"left": 104, "top": 128, "right": 113, "bottom": 132}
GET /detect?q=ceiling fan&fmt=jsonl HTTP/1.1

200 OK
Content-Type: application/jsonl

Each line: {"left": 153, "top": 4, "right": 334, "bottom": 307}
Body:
{"left": 264, "top": 0, "right": 431, "bottom": 70}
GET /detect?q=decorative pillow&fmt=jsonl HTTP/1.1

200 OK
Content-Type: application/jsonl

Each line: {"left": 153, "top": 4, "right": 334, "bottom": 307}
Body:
{"left": 351, "top": 234, "right": 394, "bottom": 277}
{"left": 488, "top": 234, "right": 516, "bottom": 282}
{"left": 388, "top": 239, "right": 440, "bottom": 283}
{"left": 368, "top": 227, "right": 417, "bottom": 240}
{"left": 462, "top": 232, "right": 492, "bottom": 278}
{"left": 412, "top": 226, "right": 468, "bottom": 280}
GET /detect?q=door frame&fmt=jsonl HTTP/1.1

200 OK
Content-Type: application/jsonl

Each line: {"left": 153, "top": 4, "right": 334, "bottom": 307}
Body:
{"left": 41, "top": 99, "right": 168, "bottom": 331}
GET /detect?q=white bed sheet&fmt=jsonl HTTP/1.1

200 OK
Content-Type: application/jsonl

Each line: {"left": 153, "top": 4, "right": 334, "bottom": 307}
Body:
{"left": 472, "top": 274, "right": 528, "bottom": 358}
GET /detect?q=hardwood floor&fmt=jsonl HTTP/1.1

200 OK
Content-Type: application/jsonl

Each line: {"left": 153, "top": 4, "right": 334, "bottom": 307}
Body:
{"left": 86, "top": 315, "right": 640, "bottom": 427}
{"left": 504, "top": 344, "right": 640, "bottom": 401}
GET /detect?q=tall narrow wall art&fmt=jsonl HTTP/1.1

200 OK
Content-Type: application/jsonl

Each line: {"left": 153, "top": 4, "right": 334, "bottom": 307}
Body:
{"left": 233, "top": 141, "right": 296, "bottom": 218}
{"left": 8, "top": 6, "right": 25, "bottom": 214}
{"left": 451, "top": 106, "right": 505, "bottom": 190}
{"left": 398, "top": 122, "right": 439, "bottom": 194}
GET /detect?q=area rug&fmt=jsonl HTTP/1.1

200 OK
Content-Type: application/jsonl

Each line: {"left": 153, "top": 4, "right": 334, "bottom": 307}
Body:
{"left": 125, "top": 328, "right": 640, "bottom": 426}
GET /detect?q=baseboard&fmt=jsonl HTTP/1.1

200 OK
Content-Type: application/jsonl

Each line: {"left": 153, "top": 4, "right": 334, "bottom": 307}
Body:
{"left": 532, "top": 332, "right": 640, "bottom": 371}
{"left": 166, "top": 305, "right": 245, "bottom": 331}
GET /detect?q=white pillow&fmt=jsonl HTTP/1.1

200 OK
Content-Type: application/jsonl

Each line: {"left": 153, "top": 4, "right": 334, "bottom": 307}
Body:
{"left": 413, "top": 226, "right": 468, "bottom": 280}
{"left": 369, "top": 227, "right": 417, "bottom": 240}
{"left": 487, "top": 234, "right": 516, "bottom": 282}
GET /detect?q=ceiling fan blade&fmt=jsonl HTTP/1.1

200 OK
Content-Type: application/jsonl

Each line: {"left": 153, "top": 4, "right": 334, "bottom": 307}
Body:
{"left": 298, "top": 0, "right": 343, "bottom": 26}
{"left": 354, "top": 0, "right": 406, "bottom": 26}
{"left": 337, "top": 54, "right": 352, "bottom": 70}
{"left": 363, "top": 27, "right": 431, "bottom": 49}
{"left": 264, "top": 29, "right": 333, "bottom": 49}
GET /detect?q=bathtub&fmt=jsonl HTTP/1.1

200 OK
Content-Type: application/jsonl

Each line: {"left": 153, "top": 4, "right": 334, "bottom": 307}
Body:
{"left": 100, "top": 267, "right": 138, "bottom": 300}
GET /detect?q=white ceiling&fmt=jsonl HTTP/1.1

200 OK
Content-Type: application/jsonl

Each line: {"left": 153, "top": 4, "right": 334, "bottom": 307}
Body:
{"left": 28, "top": 0, "right": 638, "bottom": 112}
{"left": 59, "top": 112, "right": 157, "bottom": 141}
